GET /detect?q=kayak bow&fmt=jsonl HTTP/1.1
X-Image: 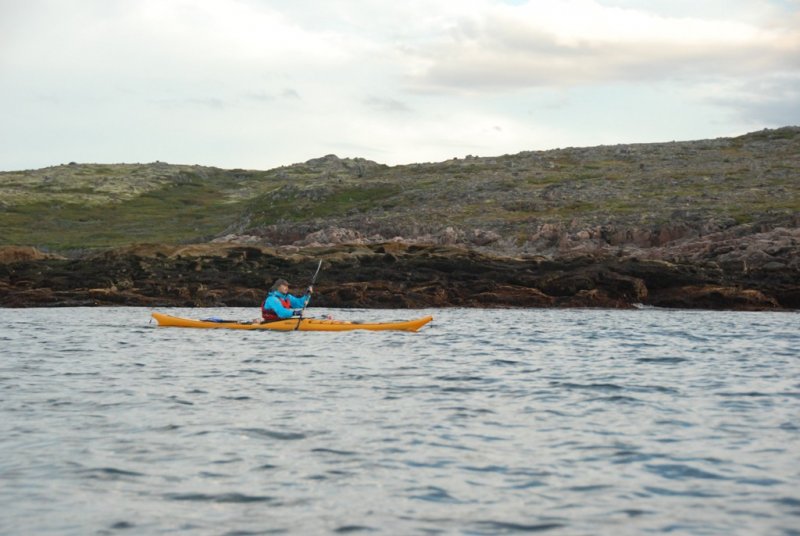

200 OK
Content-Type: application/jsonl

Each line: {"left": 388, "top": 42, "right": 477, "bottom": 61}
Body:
{"left": 151, "top": 312, "right": 433, "bottom": 332}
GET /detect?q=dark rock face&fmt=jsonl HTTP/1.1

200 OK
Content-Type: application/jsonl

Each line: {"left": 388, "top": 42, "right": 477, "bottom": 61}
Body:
{"left": 0, "top": 242, "right": 796, "bottom": 311}
{"left": 647, "top": 286, "right": 780, "bottom": 311}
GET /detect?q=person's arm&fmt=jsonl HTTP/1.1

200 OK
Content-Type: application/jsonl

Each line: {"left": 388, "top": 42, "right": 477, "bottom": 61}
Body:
{"left": 289, "top": 292, "right": 310, "bottom": 308}
{"left": 265, "top": 295, "right": 295, "bottom": 319}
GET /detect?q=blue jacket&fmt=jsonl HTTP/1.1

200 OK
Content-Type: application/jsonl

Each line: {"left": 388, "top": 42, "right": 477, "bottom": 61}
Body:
{"left": 262, "top": 290, "right": 310, "bottom": 319}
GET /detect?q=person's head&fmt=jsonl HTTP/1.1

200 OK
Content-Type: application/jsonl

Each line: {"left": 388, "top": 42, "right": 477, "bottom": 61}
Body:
{"left": 270, "top": 278, "right": 289, "bottom": 293}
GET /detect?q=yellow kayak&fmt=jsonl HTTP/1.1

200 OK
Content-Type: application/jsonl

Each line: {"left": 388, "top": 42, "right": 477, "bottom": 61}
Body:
{"left": 151, "top": 312, "right": 433, "bottom": 332}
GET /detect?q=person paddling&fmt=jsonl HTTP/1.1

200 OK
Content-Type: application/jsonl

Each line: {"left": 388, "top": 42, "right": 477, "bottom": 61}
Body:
{"left": 262, "top": 279, "right": 312, "bottom": 321}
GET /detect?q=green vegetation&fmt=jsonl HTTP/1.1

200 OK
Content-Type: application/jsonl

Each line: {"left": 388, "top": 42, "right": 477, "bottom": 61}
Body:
{"left": 1, "top": 127, "right": 798, "bottom": 251}
{"left": 0, "top": 181, "right": 247, "bottom": 249}
{"left": 246, "top": 184, "right": 403, "bottom": 225}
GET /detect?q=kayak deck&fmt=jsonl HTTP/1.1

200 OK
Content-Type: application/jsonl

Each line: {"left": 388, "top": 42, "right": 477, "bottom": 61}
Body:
{"left": 151, "top": 312, "right": 433, "bottom": 332}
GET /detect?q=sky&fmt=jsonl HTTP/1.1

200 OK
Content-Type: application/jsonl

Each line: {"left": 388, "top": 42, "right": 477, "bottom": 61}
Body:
{"left": 1, "top": 0, "right": 799, "bottom": 171}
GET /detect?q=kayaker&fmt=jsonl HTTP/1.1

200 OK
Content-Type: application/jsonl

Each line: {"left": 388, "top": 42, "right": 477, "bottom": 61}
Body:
{"left": 262, "top": 278, "right": 312, "bottom": 321}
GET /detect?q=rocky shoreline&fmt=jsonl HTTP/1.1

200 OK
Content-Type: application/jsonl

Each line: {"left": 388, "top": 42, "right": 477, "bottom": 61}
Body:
{"left": 2, "top": 127, "right": 797, "bottom": 310}
{"left": 1, "top": 238, "right": 796, "bottom": 311}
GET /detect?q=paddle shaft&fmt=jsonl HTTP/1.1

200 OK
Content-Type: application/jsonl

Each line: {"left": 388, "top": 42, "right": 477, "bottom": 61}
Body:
{"left": 295, "top": 260, "right": 322, "bottom": 330}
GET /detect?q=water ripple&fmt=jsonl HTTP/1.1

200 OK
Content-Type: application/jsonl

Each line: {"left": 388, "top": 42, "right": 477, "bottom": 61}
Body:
{"left": 1, "top": 306, "right": 798, "bottom": 535}
{"left": 471, "top": 521, "right": 565, "bottom": 533}
{"left": 645, "top": 463, "right": 727, "bottom": 481}
{"left": 164, "top": 492, "right": 276, "bottom": 503}
{"left": 78, "top": 467, "right": 146, "bottom": 480}
{"left": 237, "top": 428, "right": 308, "bottom": 441}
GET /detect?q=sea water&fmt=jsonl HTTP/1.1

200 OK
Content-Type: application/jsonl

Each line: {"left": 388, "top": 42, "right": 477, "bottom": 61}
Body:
{"left": 1, "top": 307, "right": 798, "bottom": 535}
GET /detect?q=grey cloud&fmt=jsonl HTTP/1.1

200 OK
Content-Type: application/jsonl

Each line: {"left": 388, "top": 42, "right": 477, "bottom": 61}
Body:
{"left": 708, "top": 76, "right": 800, "bottom": 125}
{"left": 409, "top": 13, "right": 800, "bottom": 91}
{"left": 419, "top": 42, "right": 800, "bottom": 91}
{"left": 194, "top": 98, "right": 225, "bottom": 109}
{"left": 246, "top": 89, "right": 301, "bottom": 102}
{"left": 748, "top": 99, "right": 800, "bottom": 125}
{"left": 325, "top": 140, "right": 388, "bottom": 157}
{"left": 153, "top": 97, "right": 226, "bottom": 110}
{"left": 246, "top": 91, "right": 276, "bottom": 102}
{"left": 364, "top": 97, "right": 412, "bottom": 112}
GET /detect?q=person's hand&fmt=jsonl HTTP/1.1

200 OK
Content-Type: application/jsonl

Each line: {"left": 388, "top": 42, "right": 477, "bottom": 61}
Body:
{"left": 306, "top": 286, "right": 313, "bottom": 295}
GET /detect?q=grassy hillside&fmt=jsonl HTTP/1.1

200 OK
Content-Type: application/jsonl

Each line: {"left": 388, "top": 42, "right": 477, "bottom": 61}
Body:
{"left": 1, "top": 127, "right": 798, "bottom": 252}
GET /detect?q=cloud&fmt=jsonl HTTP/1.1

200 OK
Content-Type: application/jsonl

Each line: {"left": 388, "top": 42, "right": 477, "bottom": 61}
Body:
{"left": 245, "top": 89, "right": 302, "bottom": 103}
{"left": 704, "top": 74, "right": 800, "bottom": 125}
{"left": 404, "top": 0, "right": 800, "bottom": 91}
{"left": 153, "top": 97, "right": 226, "bottom": 110}
{"left": 1, "top": 0, "right": 798, "bottom": 171}
{"left": 363, "top": 97, "right": 412, "bottom": 113}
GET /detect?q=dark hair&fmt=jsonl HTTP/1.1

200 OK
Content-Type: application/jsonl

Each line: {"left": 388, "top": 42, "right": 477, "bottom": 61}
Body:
{"left": 270, "top": 278, "right": 289, "bottom": 291}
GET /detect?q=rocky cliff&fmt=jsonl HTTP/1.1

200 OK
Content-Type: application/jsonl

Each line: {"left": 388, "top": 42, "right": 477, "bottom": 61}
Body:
{"left": 0, "top": 240, "right": 795, "bottom": 310}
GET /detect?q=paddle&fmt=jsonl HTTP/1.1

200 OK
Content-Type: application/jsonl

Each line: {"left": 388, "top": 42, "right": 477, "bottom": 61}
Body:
{"left": 295, "top": 260, "right": 323, "bottom": 331}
